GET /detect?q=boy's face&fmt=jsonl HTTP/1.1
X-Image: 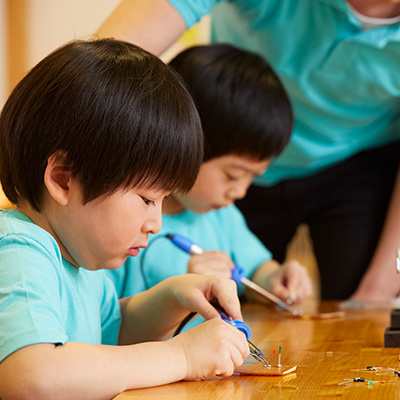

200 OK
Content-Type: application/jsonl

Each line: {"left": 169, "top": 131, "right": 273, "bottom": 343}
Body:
{"left": 50, "top": 183, "right": 168, "bottom": 270}
{"left": 174, "top": 154, "right": 269, "bottom": 214}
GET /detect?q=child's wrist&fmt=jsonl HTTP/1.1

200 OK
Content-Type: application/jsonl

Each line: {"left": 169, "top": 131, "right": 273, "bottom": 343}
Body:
{"left": 169, "top": 336, "right": 189, "bottom": 381}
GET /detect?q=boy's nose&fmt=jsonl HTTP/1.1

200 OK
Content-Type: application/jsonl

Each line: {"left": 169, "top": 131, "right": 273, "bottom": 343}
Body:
{"left": 234, "top": 187, "right": 247, "bottom": 200}
{"left": 143, "top": 208, "right": 162, "bottom": 235}
{"left": 228, "top": 182, "right": 249, "bottom": 201}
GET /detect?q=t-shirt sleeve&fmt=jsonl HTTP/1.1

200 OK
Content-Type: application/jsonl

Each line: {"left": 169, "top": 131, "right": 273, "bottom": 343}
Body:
{"left": 168, "top": 0, "right": 219, "bottom": 27}
{"left": 0, "top": 234, "right": 68, "bottom": 363}
{"left": 225, "top": 205, "right": 272, "bottom": 279}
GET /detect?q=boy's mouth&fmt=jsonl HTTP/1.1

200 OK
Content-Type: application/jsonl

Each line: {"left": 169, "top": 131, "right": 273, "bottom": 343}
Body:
{"left": 212, "top": 203, "right": 231, "bottom": 210}
{"left": 127, "top": 242, "right": 148, "bottom": 257}
{"left": 128, "top": 247, "right": 140, "bottom": 257}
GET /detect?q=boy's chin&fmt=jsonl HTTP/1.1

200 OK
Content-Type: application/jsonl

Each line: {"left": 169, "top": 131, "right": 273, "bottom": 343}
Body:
{"left": 192, "top": 206, "right": 213, "bottom": 214}
{"left": 84, "top": 258, "right": 127, "bottom": 271}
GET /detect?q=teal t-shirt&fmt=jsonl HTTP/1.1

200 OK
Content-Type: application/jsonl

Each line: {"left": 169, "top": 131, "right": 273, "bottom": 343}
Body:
{"left": 107, "top": 205, "right": 272, "bottom": 298}
{"left": 168, "top": 0, "right": 400, "bottom": 185}
{"left": 0, "top": 209, "right": 121, "bottom": 363}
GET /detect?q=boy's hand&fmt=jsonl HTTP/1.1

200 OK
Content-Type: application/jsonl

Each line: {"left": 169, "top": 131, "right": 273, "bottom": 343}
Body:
{"left": 169, "top": 274, "right": 243, "bottom": 321}
{"left": 265, "top": 260, "right": 312, "bottom": 303}
{"left": 170, "top": 318, "right": 249, "bottom": 380}
{"left": 187, "top": 251, "right": 234, "bottom": 279}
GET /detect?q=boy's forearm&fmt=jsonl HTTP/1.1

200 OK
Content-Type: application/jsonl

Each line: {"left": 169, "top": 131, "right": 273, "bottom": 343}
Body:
{"left": 119, "top": 274, "right": 242, "bottom": 344}
{"left": 0, "top": 341, "right": 186, "bottom": 400}
{"left": 118, "top": 277, "right": 191, "bottom": 344}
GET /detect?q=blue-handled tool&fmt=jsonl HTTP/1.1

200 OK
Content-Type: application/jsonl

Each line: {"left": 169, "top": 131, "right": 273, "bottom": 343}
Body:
{"left": 165, "top": 233, "right": 303, "bottom": 316}
{"left": 218, "top": 311, "right": 269, "bottom": 366}
{"left": 164, "top": 233, "right": 245, "bottom": 284}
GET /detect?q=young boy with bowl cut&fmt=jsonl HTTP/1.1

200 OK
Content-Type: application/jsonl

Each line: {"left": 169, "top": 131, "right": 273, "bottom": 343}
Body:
{"left": 0, "top": 39, "right": 249, "bottom": 399}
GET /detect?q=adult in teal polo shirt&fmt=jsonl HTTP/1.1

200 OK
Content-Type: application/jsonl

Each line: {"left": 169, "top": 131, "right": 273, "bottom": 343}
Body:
{"left": 97, "top": 0, "right": 400, "bottom": 301}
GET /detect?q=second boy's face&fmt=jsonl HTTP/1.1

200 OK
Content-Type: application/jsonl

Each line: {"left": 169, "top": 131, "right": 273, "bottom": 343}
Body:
{"left": 51, "top": 183, "right": 168, "bottom": 270}
{"left": 175, "top": 154, "right": 269, "bottom": 214}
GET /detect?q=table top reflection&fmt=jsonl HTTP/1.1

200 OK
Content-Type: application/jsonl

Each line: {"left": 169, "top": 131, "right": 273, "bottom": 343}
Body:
{"left": 113, "top": 301, "right": 400, "bottom": 400}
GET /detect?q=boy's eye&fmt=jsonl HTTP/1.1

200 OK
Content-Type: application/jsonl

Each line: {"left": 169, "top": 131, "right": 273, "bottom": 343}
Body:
{"left": 141, "top": 197, "right": 155, "bottom": 206}
{"left": 226, "top": 174, "right": 240, "bottom": 181}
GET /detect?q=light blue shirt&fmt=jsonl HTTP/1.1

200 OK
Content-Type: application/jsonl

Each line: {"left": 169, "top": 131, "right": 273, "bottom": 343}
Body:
{"left": 0, "top": 209, "right": 121, "bottom": 363}
{"left": 169, "top": 0, "right": 400, "bottom": 185}
{"left": 107, "top": 205, "right": 272, "bottom": 298}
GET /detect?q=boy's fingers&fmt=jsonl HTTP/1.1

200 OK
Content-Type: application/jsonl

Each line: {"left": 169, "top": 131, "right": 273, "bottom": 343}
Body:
{"left": 197, "top": 299, "right": 221, "bottom": 321}
{"left": 212, "top": 280, "right": 243, "bottom": 321}
{"left": 273, "top": 285, "right": 290, "bottom": 301}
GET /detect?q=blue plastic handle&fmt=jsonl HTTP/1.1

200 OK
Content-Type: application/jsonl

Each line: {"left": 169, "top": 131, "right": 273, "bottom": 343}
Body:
{"left": 166, "top": 233, "right": 194, "bottom": 254}
{"left": 219, "top": 312, "right": 251, "bottom": 340}
{"left": 231, "top": 264, "right": 244, "bottom": 284}
{"left": 166, "top": 233, "right": 245, "bottom": 284}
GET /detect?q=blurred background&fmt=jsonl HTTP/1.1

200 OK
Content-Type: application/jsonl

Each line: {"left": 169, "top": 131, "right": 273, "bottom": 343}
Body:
{"left": 0, "top": 0, "right": 318, "bottom": 297}
{"left": 0, "top": 0, "right": 209, "bottom": 209}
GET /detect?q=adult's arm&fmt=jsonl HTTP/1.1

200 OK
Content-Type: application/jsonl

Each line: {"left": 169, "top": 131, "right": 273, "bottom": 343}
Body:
{"left": 351, "top": 165, "right": 400, "bottom": 302}
{"left": 96, "top": 0, "right": 188, "bottom": 55}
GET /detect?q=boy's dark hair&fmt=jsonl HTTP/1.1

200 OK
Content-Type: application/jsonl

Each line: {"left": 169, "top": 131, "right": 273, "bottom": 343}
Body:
{"left": 0, "top": 39, "right": 203, "bottom": 211}
{"left": 169, "top": 44, "right": 293, "bottom": 161}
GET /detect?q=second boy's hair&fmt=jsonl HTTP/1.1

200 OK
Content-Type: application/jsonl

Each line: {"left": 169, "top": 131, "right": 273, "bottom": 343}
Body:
{"left": 169, "top": 44, "right": 293, "bottom": 161}
{"left": 0, "top": 39, "right": 203, "bottom": 211}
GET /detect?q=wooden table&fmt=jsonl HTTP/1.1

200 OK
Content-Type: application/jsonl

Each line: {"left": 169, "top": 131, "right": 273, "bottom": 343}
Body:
{"left": 113, "top": 301, "right": 400, "bottom": 399}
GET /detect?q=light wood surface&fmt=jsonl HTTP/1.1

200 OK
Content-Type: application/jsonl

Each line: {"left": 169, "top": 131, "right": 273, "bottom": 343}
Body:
{"left": 113, "top": 301, "right": 400, "bottom": 399}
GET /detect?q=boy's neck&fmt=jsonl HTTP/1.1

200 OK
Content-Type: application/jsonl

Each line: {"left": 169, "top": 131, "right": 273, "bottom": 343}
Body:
{"left": 163, "top": 194, "right": 186, "bottom": 215}
{"left": 16, "top": 201, "right": 80, "bottom": 268}
{"left": 347, "top": 0, "right": 400, "bottom": 18}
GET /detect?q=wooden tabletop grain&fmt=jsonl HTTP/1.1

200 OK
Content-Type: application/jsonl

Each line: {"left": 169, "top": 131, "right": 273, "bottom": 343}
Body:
{"left": 113, "top": 301, "right": 400, "bottom": 399}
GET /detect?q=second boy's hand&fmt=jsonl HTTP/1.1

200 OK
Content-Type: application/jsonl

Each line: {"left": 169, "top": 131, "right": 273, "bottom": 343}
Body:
{"left": 165, "top": 233, "right": 303, "bottom": 316}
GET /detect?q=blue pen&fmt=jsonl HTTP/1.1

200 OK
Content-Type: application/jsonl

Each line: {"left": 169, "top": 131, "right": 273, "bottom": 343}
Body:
{"left": 165, "top": 233, "right": 303, "bottom": 316}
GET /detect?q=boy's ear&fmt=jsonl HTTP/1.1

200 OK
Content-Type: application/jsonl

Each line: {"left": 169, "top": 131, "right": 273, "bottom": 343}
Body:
{"left": 44, "top": 152, "right": 72, "bottom": 206}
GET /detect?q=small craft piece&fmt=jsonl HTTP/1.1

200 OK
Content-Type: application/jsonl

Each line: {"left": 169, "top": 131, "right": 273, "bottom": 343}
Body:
{"left": 277, "top": 344, "right": 282, "bottom": 367}
{"left": 235, "top": 364, "right": 297, "bottom": 376}
{"left": 299, "top": 311, "right": 345, "bottom": 320}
